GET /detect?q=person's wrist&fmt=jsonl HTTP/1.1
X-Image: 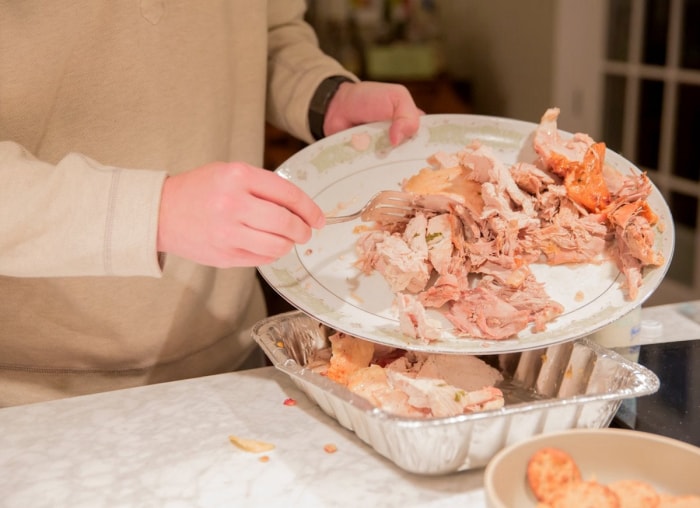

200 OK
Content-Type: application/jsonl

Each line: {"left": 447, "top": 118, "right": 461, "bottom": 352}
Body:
{"left": 308, "top": 76, "right": 353, "bottom": 140}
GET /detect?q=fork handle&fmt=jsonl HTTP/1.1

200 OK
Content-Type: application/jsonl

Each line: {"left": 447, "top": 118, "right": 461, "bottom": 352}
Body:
{"left": 324, "top": 211, "right": 361, "bottom": 225}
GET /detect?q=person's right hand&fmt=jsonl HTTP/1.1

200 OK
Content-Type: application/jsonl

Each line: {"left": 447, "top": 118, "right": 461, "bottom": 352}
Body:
{"left": 156, "top": 161, "right": 325, "bottom": 267}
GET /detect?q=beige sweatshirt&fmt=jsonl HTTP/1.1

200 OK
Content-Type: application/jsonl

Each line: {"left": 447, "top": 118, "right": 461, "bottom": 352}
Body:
{"left": 0, "top": 0, "right": 353, "bottom": 406}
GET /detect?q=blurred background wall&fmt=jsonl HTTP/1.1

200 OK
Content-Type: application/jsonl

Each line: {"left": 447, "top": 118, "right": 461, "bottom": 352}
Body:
{"left": 436, "top": 0, "right": 556, "bottom": 124}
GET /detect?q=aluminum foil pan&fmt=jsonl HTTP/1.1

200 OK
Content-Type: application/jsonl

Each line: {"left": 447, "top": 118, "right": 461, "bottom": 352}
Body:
{"left": 252, "top": 311, "right": 660, "bottom": 475}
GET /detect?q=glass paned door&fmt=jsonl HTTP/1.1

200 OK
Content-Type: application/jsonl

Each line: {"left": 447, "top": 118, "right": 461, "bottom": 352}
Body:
{"left": 602, "top": 0, "right": 700, "bottom": 304}
{"left": 556, "top": 0, "right": 700, "bottom": 304}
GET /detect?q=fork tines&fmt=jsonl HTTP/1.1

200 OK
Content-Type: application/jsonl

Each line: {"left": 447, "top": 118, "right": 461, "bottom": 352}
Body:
{"left": 362, "top": 191, "right": 416, "bottom": 223}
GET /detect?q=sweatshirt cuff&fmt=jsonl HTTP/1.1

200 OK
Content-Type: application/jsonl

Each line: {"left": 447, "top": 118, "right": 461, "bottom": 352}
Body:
{"left": 104, "top": 167, "right": 168, "bottom": 277}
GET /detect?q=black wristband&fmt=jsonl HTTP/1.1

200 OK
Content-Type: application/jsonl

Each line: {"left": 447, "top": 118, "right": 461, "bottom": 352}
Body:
{"left": 308, "top": 76, "right": 353, "bottom": 141}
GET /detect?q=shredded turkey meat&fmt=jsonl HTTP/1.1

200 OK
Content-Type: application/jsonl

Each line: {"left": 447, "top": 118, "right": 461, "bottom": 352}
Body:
{"left": 355, "top": 107, "right": 665, "bottom": 342}
{"left": 309, "top": 331, "right": 505, "bottom": 418}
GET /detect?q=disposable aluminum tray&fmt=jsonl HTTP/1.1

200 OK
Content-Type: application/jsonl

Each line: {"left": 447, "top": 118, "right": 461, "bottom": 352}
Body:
{"left": 252, "top": 311, "right": 660, "bottom": 475}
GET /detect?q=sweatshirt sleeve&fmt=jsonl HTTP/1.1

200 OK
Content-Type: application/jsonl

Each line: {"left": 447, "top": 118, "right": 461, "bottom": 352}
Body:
{"left": 0, "top": 141, "right": 167, "bottom": 278}
{"left": 265, "top": 0, "right": 357, "bottom": 144}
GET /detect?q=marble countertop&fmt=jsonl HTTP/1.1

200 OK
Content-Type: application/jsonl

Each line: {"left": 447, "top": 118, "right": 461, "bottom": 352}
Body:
{"left": 0, "top": 367, "right": 487, "bottom": 508}
{"left": 1, "top": 301, "right": 699, "bottom": 508}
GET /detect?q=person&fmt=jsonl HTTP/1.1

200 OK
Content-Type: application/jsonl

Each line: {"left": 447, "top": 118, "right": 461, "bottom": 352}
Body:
{"left": 0, "top": 1, "right": 422, "bottom": 407}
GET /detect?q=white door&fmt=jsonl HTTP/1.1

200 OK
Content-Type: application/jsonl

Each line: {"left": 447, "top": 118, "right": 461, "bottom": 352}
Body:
{"left": 554, "top": 0, "right": 700, "bottom": 306}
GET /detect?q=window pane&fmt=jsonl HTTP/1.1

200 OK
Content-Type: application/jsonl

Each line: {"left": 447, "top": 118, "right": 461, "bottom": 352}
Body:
{"left": 681, "top": 0, "right": 700, "bottom": 69}
{"left": 642, "top": 0, "right": 669, "bottom": 65}
{"left": 667, "top": 192, "right": 697, "bottom": 286}
{"left": 670, "top": 191, "right": 697, "bottom": 229}
{"left": 636, "top": 80, "right": 663, "bottom": 170}
{"left": 606, "top": 0, "right": 631, "bottom": 61}
{"left": 602, "top": 75, "right": 626, "bottom": 153}
{"left": 673, "top": 84, "right": 700, "bottom": 181}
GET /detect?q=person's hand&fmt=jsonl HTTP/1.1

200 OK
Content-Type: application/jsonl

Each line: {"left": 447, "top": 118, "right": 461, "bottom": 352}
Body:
{"left": 323, "top": 81, "right": 423, "bottom": 146}
{"left": 157, "top": 162, "right": 325, "bottom": 267}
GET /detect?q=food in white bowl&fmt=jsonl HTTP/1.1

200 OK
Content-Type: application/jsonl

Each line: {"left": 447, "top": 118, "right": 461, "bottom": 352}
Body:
{"left": 484, "top": 428, "right": 700, "bottom": 508}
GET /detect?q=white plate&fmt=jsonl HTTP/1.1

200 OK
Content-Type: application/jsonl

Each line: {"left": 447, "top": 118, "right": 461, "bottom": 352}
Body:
{"left": 258, "top": 114, "right": 674, "bottom": 354}
{"left": 483, "top": 428, "right": 700, "bottom": 507}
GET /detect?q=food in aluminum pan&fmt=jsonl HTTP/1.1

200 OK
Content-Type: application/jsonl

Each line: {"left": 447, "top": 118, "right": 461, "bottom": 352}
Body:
{"left": 307, "top": 330, "right": 506, "bottom": 418}
{"left": 252, "top": 311, "right": 660, "bottom": 475}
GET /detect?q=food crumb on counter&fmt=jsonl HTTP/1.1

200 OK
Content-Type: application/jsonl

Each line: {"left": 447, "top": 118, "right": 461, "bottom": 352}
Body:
{"left": 228, "top": 435, "right": 276, "bottom": 453}
{"left": 323, "top": 443, "right": 338, "bottom": 454}
{"left": 283, "top": 397, "right": 297, "bottom": 406}
{"left": 259, "top": 455, "right": 270, "bottom": 463}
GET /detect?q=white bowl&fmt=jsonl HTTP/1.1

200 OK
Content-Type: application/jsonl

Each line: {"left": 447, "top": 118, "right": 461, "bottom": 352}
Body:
{"left": 484, "top": 428, "right": 700, "bottom": 508}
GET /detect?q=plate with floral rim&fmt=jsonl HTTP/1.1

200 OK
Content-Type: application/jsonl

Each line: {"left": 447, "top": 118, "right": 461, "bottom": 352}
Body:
{"left": 257, "top": 114, "right": 674, "bottom": 354}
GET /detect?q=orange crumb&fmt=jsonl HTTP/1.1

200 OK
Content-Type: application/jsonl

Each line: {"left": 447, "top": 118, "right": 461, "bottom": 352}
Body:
{"left": 353, "top": 224, "right": 373, "bottom": 234}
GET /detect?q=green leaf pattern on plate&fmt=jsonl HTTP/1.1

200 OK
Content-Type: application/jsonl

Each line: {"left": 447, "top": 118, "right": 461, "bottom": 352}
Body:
{"left": 310, "top": 132, "right": 391, "bottom": 173}
{"left": 268, "top": 265, "right": 344, "bottom": 319}
{"left": 427, "top": 123, "right": 520, "bottom": 152}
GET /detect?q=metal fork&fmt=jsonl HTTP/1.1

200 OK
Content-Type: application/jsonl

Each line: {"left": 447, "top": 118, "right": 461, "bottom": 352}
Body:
{"left": 325, "top": 190, "right": 461, "bottom": 225}
{"left": 324, "top": 190, "right": 417, "bottom": 224}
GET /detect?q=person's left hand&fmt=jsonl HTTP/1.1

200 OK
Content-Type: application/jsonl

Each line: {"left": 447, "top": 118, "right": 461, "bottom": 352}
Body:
{"left": 323, "top": 81, "right": 423, "bottom": 146}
